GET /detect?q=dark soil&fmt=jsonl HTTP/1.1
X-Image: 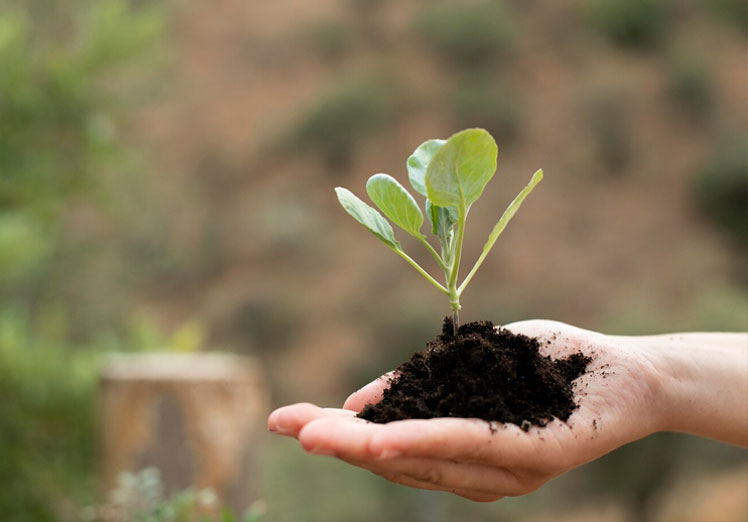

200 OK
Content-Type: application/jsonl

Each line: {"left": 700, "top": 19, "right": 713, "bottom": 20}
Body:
{"left": 358, "top": 318, "right": 591, "bottom": 429}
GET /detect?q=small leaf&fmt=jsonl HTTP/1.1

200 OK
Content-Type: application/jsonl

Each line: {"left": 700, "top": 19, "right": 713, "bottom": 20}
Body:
{"left": 335, "top": 187, "right": 401, "bottom": 249}
{"left": 407, "top": 138, "right": 446, "bottom": 196}
{"left": 366, "top": 173, "right": 424, "bottom": 237}
{"left": 425, "top": 128, "right": 498, "bottom": 210}
{"left": 481, "top": 169, "right": 543, "bottom": 260}
{"left": 425, "top": 199, "right": 458, "bottom": 236}
{"left": 458, "top": 169, "right": 543, "bottom": 294}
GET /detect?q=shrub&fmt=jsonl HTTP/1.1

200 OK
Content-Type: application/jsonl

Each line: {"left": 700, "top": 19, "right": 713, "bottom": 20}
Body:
{"left": 588, "top": 0, "right": 665, "bottom": 48}
{"left": 705, "top": 0, "right": 747, "bottom": 34}
{"left": 587, "top": 89, "right": 631, "bottom": 174}
{"left": 309, "top": 21, "right": 353, "bottom": 62}
{"left": 693, "top": 139, "right": 748, "bottom": 246}
{"left": 0, "top": 308, "right": 98, "bottom": 521}
{"left": 668, "top": 58, "right": 712, "bottom": 122}
{"left": 414, "top": 2, "right": 512, "bottom": 70}
{"left": 291, "top": 80, "right": 390, "bottom": 170}
{"left": 81, "top": 467, "right": 266, "bottom": 522}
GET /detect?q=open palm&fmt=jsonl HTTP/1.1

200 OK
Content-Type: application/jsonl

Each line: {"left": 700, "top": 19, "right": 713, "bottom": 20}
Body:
{"left": 268, "top": 320, "right": 664, "bottom": 501}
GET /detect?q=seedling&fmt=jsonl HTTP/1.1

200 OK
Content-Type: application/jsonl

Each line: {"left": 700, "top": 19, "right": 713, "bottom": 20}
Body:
{"left": 335, "top": 128, "right": 543, "bottom": 334}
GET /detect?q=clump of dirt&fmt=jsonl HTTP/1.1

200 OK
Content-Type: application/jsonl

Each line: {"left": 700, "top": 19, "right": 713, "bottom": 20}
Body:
{"left": 358, "top": 317, "right": 591, "bottom": 429}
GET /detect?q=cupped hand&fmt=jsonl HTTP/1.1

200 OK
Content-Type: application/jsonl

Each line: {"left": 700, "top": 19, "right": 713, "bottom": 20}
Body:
{"left": 267, "top": 320, "right": 666, "bottom": 501}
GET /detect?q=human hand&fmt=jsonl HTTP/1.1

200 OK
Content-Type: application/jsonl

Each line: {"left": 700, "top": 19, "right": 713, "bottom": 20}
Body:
{"left": 268, "top": 320, "right": 669, "bottom": 501}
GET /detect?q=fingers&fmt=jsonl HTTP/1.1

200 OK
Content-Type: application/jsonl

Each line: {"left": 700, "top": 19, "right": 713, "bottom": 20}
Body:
{"left": 503, "top": 319, "right": 604, "bottom": 345}
{"left": 343, "top": 455, "right": 527, "bottom": 497}
{"left": 267, "top": 403, "right": 356, "bottom": 437}
{"left": 366, "top": 418, "right": 539, "bottom": 468}
{"left": 297, "top": 415, "right": 541, "bottom": 470}
{"left": 363, "top": 468, "right": 504, "bottom": 502}
{"left": 277, "top": 410, "right": 550, "bottom": 500}
{"left": 502, "top": 319, "right": 575, "bottom": 338}
{"left": 343, "top": 372, "right": 395, "bottom": 411}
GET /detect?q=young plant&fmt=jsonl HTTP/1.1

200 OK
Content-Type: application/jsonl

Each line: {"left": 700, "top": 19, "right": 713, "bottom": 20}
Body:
{"left": 335, "top": 128, "right": 543, "bottom": 333}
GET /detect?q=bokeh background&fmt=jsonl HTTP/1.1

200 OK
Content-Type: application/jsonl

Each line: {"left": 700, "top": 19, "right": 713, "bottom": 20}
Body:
{"left": 1, "top": 0, "right": 746, "bottom": 520}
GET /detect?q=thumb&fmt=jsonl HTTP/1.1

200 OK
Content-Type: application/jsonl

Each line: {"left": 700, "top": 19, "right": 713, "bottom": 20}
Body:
{"left": 343, "top": 372, "right": 395, "bottom": 412}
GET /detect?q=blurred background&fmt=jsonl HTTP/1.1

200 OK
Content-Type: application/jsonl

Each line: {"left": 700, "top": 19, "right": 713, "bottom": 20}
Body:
{"left": 1, "top": 0, "right": 746, "bottom": 520}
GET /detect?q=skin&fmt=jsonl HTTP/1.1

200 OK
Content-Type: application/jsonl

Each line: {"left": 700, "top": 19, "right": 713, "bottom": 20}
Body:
{"left": 268, "top": 320, "right": 748, "bottom": 502}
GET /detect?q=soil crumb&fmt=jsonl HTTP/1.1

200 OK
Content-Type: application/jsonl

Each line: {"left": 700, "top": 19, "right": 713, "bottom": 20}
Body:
{"left": 358, "top": 317, "right": 591, "bottom": 429}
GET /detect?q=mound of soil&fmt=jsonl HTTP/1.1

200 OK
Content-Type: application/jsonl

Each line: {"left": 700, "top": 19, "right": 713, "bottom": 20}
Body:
{"left": 358, "top": 318, "right": 591, "bottom": 429}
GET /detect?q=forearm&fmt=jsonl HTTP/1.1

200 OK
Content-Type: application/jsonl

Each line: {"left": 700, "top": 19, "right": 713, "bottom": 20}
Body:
{"left": 635, "top": 333, "right": 748, "bottom": 447}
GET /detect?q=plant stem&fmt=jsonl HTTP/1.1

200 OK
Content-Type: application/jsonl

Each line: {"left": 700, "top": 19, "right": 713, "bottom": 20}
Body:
{"left": 417, "top": 236, "right": 448, "bottom": 272}
{"left": 443, "top": 205, "right": 466, "bottom": 335}
{"left": 389, "top": 246, "right": 449, "bottom": 294}
{"left": 448, "top": 207, "right": 467, "bottom": 292}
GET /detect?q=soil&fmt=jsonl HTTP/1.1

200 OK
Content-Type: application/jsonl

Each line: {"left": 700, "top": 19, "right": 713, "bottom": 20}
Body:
{"left": 358, "top": 317, "right": 591, "bottom": 429}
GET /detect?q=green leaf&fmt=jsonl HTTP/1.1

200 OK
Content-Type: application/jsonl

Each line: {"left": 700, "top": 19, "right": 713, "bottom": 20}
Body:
{"left": 425, "top": 199, "right": 458, "bottom": 236}
{"left": 425, "top": 128, "right": 498, "bottom": 210}
{"left": 483, "top": 169, "right": 544, "bottom": 250}
{"left": 407, "top": 138, "right": 446, "bottom": 196}
{"left": 366, "top": 173, "right": 424, "bottom": 237}
{"left": 458, "top": 168, "right": 543, "bottom": 293}
{"left": 335, "top": 187, "right": 401, "bottom": 249}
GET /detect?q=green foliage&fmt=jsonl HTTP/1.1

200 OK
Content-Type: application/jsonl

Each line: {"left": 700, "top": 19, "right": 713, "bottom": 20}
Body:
{"left": 0, "top": 0, "right": 166, "bottom": 324}
{"left": 468, "top": 168, "right": 543, "bottom": 290}
{"left": 0, "top": 0, "right": 165, "bottom": 220}
{"left": 406, "top": 139, "right": 446, "bottom": 197}
{"left": 705, "top": 0, "right": 747, "bottom": 34}
{"left": 0, "top": 213, "right": 49, "bottom": 284}
{"left": 668, "top": 58, "right": 712, "bottom": 122}
{"left": 291, "top": 80, "right": 390, "bottom": 169}
{"left": 309, "top": 21, "right": 353, "bottom": 62}
{"left": 0, "top": 308, "right": 99, "bottom": 522}
{"left": 366, "top": 174, "right": 424, "bottom": 238}
{"left": 335, "top": 128, "right": 543, "bottom": 319}
{"left": 587, "top": 89, "right": 631, "bottom": 174}
{"left": 693, "top": 139, "right": 748, "bottom": 246}
{"left": 0, "top": 0, "right": 168, "bottom": 519}
{"left": 334, "top": 187, "right": 400, "bottom": 249}
{"left": 425, "top": 128, "right": 498, "bottom": 209}
{"left": 415, "top": 2, "right": 512, "bottom": 70}
{"left": 589, "top": 0, "right": 665, "bottom": 48}
{"left": 82, "top": 467, "right": 266, "bottom": 522}
{"left": 408, "top": 140, "right": 457, "bottom": 252}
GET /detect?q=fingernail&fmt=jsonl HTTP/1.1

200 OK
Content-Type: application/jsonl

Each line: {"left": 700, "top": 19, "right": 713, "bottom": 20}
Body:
{"left": 308, "top": 446, "right": 336, "bottom": 456}
{"left": 377, "top": 449, "right": 402, "bottom": 459}
{"left": 269, "top": 423, "right": 291, "bottom": 435}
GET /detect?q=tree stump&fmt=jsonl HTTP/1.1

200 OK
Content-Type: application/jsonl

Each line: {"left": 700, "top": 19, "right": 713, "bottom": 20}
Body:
{"left": 99, "top": 353, "right": 268, "bottom": 512}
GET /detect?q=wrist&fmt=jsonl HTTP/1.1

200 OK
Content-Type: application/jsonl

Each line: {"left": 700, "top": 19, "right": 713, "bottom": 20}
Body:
{"left": 633, "top": 333, "right": 748, "bottom": 446}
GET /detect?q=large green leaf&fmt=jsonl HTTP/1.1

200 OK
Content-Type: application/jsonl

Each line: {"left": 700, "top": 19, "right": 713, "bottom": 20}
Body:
{"left": 425, "top": 128, "right": 498, "bottom": 210}
{"left": 366, "top": 173, "right": 424, "bottom": 237}
{"left": 335, "top": 187, "right": 401, "bottom": 249}
{"left": 407, "top": 138, "right": 446, "bottom": 196}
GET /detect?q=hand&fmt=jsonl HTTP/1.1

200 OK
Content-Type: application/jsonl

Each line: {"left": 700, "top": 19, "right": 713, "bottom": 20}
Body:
{"left": 268, "top": 320, "right": 668, "bottom": 501}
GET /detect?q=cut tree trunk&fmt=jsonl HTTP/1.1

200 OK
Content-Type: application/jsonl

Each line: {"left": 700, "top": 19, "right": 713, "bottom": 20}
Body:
{"left": 99, "top": 352, "right": 268, "bottom": 513}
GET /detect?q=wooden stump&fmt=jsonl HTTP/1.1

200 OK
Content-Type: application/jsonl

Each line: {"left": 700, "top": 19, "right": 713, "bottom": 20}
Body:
{"left": 99, "top": 353, "right": 268, "bottom": 512}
